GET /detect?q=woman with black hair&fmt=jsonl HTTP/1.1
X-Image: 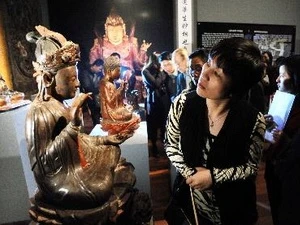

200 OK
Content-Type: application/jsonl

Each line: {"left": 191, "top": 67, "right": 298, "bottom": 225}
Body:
{"left": 165, "top": 37, "right": 266, "bottom": 225}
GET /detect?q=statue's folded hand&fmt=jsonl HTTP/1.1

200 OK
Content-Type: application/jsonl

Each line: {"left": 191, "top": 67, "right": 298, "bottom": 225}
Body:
{"left": 70, "top": 92, "right": 92, "bottom": 125}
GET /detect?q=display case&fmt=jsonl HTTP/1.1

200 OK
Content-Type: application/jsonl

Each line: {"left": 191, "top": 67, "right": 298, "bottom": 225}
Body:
{"left": 0, "top": 103, "right": 37, "bottom": 224}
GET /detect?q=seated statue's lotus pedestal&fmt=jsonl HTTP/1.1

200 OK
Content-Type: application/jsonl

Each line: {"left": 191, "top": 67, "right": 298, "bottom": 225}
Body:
{"left": 25, "top": 25, "right": 152, "bottom": 225}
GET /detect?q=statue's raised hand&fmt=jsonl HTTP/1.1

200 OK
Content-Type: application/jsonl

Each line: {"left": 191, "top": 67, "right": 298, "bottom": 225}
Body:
{"left": 140, "top": 40, "right": 152, "bottom": 52}
{"left": 70, "top": 92, "right": 92, "bottom": 126}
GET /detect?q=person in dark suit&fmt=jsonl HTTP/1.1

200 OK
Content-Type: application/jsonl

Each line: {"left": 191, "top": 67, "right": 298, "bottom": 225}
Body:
{"left": 142, "top": 52, "right": 162, "bottom": 157}
{"left": 188, "top": 48, "right": 208, "bottom": 91}
{"left": 78, "top": 59, "right": 104, "bottom": 126}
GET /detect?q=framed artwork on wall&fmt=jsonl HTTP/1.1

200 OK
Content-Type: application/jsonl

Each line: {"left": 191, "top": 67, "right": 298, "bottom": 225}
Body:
{"left": 0, "top": 0, "right": 42, "bottom": 98}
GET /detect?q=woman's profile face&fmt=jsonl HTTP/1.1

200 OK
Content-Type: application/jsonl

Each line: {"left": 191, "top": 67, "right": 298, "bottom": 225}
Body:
{"left": 55, "top": 66, "right": 80, "bottom": 100}
{"left": 107, "top": 25, "right": 124, "bottom": 45}
{"left": 196, "top": 57, "right": 232, "bottom": 100}
{"left": 276, "top": 65, "right": 292, "bottom": 93}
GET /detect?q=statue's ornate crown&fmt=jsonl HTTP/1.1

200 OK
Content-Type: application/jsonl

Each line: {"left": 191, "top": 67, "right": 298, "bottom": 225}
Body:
{"left": 32, "top": 41, "right": 80, "bottom": 76}
{"left": 27, "top": 25, "right": 80, "bottom": 76}
{"left": 105, "top": 15, "right": 124, "bottom": 26}
{"left": 105, "top": 8, "right": 125, "bottom": 27}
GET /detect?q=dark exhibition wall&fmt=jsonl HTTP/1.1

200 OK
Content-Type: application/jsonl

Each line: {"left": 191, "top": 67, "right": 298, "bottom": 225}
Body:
{"left": 47, "top": 0, "right": 175, "bottom": 64}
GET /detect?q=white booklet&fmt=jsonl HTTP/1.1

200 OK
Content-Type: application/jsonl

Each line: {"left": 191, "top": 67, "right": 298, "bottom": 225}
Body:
{"left": 264, "top": 90, "right": 295, "bottom": 143}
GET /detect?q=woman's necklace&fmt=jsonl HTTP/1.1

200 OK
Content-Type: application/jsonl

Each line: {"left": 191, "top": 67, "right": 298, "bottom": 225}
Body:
{"left": 208, "top": 111, "right": 228, "bottom": 128}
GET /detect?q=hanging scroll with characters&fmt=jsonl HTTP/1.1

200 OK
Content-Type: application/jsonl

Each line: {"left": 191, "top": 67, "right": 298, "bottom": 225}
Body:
{"left": 177, "top": 0, "right": 193, "bottom": 53}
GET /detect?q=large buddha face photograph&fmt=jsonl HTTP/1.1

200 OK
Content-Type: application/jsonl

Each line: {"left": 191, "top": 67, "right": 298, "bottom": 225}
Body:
{"left": 48, "top": 0, "right": 174, "bottom": 63}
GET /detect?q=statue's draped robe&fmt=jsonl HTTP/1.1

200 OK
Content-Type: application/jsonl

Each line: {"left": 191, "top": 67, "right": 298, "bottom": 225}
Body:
{"left": 25, "top": 97, "right": 132, "bottom": 209}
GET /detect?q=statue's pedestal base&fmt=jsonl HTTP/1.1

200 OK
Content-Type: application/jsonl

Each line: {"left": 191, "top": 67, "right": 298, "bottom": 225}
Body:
{"left": 29, "top": 190, "right": 152, "bottom": 225}
{"left": 29, "top": 193, "right": 113, "bottom": 225}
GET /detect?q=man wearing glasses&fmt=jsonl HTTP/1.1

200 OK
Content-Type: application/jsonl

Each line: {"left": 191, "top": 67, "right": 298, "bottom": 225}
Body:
{"left": 188, "top": 49, "right": 208, "bottom": 91}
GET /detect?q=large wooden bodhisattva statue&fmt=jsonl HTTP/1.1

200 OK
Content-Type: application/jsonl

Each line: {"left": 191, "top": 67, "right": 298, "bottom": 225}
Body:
{"left": 25, "top": 25, "right": 151, "bottom": 225}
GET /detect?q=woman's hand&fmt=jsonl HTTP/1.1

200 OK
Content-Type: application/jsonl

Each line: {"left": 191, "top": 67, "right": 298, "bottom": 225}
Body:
{"left": 118, "top": 80, "right": 127, "bottom": 92}
{"left": 264, "top": 114, "right": 274, "bottom": 124}
{"left": 186, "top": 167, "right": 212, "bottom": 190}
{"left": 70, "top": 92, "right": 92, "bottom": 126}
{"left": 271, "top": 128, "right": 283, "bottom": 143}
{"left": 264, "top": 114, "right": 277, "bottom": 131}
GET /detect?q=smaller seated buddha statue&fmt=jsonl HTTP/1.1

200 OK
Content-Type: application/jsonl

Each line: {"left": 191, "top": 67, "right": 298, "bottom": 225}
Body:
{"left": 99, "top": 56, "right": 140, "bottom": 134}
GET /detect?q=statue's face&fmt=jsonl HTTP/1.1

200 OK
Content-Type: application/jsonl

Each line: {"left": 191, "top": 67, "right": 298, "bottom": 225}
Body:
{"left": 55, "top": 66, "right": 80, "bottom": 100}
{"left": 107, "top": 25, "right": 124, "bottom": 45}
{"left": 110, "top": 66, "right": 121, "bottom": 80}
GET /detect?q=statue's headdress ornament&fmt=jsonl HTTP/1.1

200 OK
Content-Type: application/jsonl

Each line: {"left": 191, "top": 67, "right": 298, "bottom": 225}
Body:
{"left": 104, "top": 55, "right": 121, "bottom": 72}
{"left": 105, "top": 8, "right": 125, "bottom": 27}
{"left": 26, "top": 25, "right": 80, "bottom": 77}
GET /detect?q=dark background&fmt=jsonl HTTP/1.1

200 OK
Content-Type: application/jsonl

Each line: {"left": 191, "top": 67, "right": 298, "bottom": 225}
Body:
{"left": 47, "top": 0, "right": 175, "bottom": 64}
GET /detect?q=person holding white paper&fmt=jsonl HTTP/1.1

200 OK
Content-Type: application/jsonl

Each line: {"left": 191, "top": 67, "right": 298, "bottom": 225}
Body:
{"left": 264, "top": 54, "right": 300, "bottom": 225}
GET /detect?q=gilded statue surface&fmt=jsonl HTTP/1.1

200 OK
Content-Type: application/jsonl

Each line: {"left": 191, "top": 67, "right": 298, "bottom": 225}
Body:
{"left": 25, "top": 25, "right": 151, "bottom": 225}
{"left": 99, "top": 55, "right": 140, "bottom": 135}
{"left": 89, "top": 9, "right": 151, "bottom": 74}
